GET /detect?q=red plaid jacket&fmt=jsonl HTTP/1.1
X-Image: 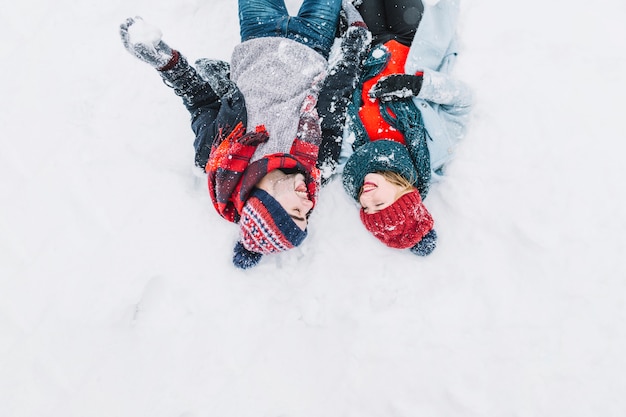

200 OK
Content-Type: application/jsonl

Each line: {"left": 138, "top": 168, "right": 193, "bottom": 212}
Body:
{"left": 205, "top": 118, "right": 321, "bottom": 224}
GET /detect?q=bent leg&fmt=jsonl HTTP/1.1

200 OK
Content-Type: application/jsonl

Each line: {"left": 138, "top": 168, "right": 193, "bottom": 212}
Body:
{"left": 290, "top": 0, "right": 342, "bottom": 58}
{"left": 239, "top": 0, "right": 289, "bottom": 42}
{"left": 405, "top": 0, "right": 461, "bottom": 73}
{"left": 358, "top": 0, "right": 423, "bottom": 47}
{"left": 385, "top": 0, "right": 424, "bottom": 46}
{"left": 238, "top": 0, "right": 342, "bottom": 58}
{"left": 357, "top": 0, "right": 390, "bottom": 45}
{"left": 297, "top": 0, "right": 342, "bottom": 27}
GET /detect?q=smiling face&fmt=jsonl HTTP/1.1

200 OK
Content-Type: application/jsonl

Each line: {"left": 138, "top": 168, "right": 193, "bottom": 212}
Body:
{"left": 256, "top": 170, "right": 313, "bottom": 230}
{"left": 359, "top": 172, "right": 414, "bottom": 214}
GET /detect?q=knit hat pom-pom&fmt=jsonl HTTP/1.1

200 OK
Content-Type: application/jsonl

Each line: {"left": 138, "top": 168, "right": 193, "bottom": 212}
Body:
{"left": 233, "top": 241, "right": 263, "bottom": 269}
{"left": 410, "top": 229, "right": 437, "bottom": 256}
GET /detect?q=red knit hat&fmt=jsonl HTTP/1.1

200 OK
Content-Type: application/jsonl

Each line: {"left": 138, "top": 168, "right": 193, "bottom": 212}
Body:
{"left": 360, "top": 190, "right": 434, "bottom": 250}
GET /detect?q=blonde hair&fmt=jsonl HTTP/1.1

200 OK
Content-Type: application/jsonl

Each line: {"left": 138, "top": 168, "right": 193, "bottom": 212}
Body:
{"left": 358, "top": 171, "right": 416, "bottom": 202}
{"left": 378, "top": 171, "right": 416, "bottom": 200}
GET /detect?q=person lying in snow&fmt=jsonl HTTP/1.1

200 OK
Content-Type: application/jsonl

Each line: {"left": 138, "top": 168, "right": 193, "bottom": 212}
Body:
{"left": 120, "top": 0, "right": 370, "bottom": 269}
{"left": 336, "top": 0, "right": 473, "bottom": 257}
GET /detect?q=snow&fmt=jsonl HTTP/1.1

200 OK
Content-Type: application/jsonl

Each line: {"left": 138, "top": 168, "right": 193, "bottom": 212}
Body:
{"left": 127, "top": 18, "right": 164, "bottom": 47}
{"left": 2, "top": 0, "right": 626, "bottom": 416}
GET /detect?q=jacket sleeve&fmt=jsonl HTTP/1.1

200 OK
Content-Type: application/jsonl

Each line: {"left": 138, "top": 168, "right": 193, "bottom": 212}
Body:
{"left": 316, "top": 25, "right": 371, "bottom": 184}
{"left": 206, "top": 124, "right": 268, "bottom": 223}
{"left": 289, "top": 82, "right": 323, "bottom": 177}
{"left": 404, "top": 0, "right": 472, "bottom": 145}
{"left": 416, "top": 67, "right": 473, "bottom": 150}
{"left": 190, "top": 85, "right": 247, "bottom": 171}
{"left": 417, "top": 68, "right": 472, "bottom": 115}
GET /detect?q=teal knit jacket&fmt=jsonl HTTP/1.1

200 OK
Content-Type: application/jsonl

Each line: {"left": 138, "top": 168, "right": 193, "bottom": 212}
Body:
{"left": 342, "top": 0, "right": 473, "bottom": 201}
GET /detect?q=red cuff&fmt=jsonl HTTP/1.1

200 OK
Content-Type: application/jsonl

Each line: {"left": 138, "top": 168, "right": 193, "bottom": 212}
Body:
{"left": 158, "top": 50, "right": 180, "bottom": 71}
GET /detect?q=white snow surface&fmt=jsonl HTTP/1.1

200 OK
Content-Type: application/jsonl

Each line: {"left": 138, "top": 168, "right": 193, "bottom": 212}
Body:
{"left": 2, "top": 0, "right": 626, "bottom": 416}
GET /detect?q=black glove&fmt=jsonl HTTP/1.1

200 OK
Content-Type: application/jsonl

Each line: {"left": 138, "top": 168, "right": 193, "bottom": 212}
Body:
{"left": 239, "top": 128, "right": 269, "bottom": 146}
{"left": 195, "top": 58, "right": 236, "bottom": 97}
{"left": 369, "top": 74, "right": 423, "bottom": 102}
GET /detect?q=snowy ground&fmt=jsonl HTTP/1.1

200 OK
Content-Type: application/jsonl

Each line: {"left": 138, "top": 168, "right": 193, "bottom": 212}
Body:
{"left": 2, "top": 0, "right": 626, "bottom": 416}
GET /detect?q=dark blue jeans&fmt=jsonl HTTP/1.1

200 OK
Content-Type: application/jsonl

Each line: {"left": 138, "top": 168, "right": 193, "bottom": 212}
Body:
{"left": 238, "top": 0, "right": 342, "bottom": 59}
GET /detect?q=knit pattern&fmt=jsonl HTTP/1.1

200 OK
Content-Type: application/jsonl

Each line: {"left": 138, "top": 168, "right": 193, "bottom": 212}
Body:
{"left": 342, "top": 140, "right": 418, "bottom": 201}
{"left": 230, "top": 37, "right": 327, "bottom": 162}
{"left": 380, "top": 98, "right": 431, "bottom": 198}
{"left": 240, "top": 189, "right": 307, "bottom": 255}
{"left": 360, "top": 190, "right": 434, "bottom": 249}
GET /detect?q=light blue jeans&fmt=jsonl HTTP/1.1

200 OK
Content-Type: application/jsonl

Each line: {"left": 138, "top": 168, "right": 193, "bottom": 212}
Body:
{"left": 238, "top": 0, "right": 342, "bottom": 59}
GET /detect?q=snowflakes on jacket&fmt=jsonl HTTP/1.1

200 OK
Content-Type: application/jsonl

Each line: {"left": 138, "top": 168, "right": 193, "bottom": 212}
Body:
{"left": 205, "top": 121, "right": 321, "bottom": 224}
{"left": 316, "top": 25, "right": 372, "bottom": 184}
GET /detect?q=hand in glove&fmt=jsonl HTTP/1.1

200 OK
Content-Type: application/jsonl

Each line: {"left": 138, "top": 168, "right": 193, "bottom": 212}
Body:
{"left": 299, "top": 70, "right": 325, "bottom": 115}
{"left": 120, "top": 16, "right": 174, "bottom": 69}
{"left": 195, "top": 58, "right": 236, "bottom": 97}
{"left": 341, "top": 24, "right": 372, "bottom": 59}
{"left": 300, "top": 93, "right": 318, "bottom": 114}
{"left": 342, "top": 0, "right": 367, "bottom": 27}
{"left": 369, "top": 73, "right": 424, "bottom": 102}
{"left": 298, "top": 91, "right": 322, "bottom": 145}
{"left": 239, "top": 126, "right": 269, "bottom": 146}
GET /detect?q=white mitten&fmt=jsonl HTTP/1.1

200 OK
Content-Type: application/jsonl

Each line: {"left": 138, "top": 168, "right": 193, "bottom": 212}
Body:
{"left": 120, "top": 16, "right": 174, "bottom": 69}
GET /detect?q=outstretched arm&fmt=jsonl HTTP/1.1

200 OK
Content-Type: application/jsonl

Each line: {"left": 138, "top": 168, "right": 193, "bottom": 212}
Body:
{"left": 120, "top": 16, "right": 248, "bottom": 171}
{"left": 316, "top": 2, "right": 372, "bottom": 184}
{"left": 417, "top": 68, "right": 472, "bottom": 113}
